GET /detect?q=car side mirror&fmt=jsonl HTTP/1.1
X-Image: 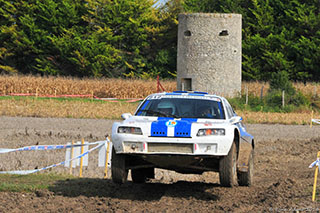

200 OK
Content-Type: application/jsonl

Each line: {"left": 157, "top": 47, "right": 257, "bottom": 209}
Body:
{"left": 121, "top": 113, "right": 132, "bottom": 120}
{"left": 230, "top": 116, "right": 242, "bottom": 124}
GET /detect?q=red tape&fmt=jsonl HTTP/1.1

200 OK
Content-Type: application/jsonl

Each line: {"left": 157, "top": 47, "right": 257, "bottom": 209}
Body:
{"left": 1, "top": 93, "right": 143, "bottom": 103}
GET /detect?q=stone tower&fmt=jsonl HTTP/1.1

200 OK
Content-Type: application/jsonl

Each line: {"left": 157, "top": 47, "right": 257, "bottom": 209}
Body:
{"left": 177, "top": 13, "right": 242, "bottom": 97}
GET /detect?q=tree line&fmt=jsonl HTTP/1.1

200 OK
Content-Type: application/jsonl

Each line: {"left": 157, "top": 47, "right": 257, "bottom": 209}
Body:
{"left": 1, "top": 0, "right": 320, "bottom": 82}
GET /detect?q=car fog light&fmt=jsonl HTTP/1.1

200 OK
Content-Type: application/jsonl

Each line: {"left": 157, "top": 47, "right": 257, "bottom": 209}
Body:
{"left": 118, "top": 126, "right": 142, "bottom": 135}
{"left": 197, "top": 128, "right": 225, "bottom": 136}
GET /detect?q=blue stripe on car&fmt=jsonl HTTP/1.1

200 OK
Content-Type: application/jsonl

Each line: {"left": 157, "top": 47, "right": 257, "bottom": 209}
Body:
{"left": 151, "top": 118, "right": 197, "bottom": 137}
{"left": 187, "top": 93, "right": 204, "bottom": 96}
{"left": 137, "top": 100, "right": 150, "bottom": 115}
{"left": 150, "top": 117, "right": 171, "bottom": 137}
{"left": 238, "top": 125, "right": 253, "bottom": 138}
{"left": 217, "top": 102, "right": 224, "bottom": 119}
{"left": 174, "top": 118, "right": 197, "bottom": 137}
{"left": 165, "top": 93, "right": 182, "bottom": 95}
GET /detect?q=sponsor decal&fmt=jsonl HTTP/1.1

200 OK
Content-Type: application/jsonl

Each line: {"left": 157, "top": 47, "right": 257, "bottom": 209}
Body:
{"left": 166, "top": 120, "right": 177, "bottom": 127}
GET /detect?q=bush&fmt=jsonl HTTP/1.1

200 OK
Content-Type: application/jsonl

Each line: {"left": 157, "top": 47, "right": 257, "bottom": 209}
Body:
{"left": 229, "top": 80, "right": 310, "bottom": 113}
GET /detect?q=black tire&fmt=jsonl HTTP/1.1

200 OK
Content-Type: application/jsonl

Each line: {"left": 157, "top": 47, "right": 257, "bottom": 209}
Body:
{"left": 111, "top": 147, "right": 128, "bottom": 184}
{"left": 219, "top": 143, "right": 238, "bottom": 187}
{"left": 131, "top": 168, "right": 155, "bottom": 183}
{"left": 238, "top": 150, "right": 254, "bottom": 186}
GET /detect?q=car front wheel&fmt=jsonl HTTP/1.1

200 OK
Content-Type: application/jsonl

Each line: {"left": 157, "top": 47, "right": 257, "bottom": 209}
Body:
{"left": 219, "top": 143, "right": 237, "bottom": 187}
{"left": 111, "top": 147, "right": 128, "bottom": 184}
{"left": 238, "top": 149, "right": 254, "bottom": 186}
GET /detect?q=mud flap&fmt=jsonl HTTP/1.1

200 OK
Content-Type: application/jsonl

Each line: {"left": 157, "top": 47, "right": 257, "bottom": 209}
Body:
{"left": 237, "top": 142, "right": 252, "bottom": 172}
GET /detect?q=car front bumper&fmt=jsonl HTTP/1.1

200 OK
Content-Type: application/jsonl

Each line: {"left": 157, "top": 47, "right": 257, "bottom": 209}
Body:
{"left": 111, "top": 133, "right": 234, "bottom": 156}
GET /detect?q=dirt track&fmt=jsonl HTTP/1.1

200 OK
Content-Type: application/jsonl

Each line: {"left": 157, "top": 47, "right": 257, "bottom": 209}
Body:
{"left": 1, "top": 116, "right": 320, "bottom": 212}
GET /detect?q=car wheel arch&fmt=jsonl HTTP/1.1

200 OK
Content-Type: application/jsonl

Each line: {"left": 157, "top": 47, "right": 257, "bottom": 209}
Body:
{"left": 234, "top": 128, "right": 240, "bottom": 158}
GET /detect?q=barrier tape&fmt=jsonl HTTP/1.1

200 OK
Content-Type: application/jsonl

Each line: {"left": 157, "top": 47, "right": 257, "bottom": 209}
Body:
{"left": 312, "top": 119, "right": 320, "bottom": 125}
{"left": 0, "top": 93, "right": 143, "bottom": 103}
{"left": 309, "top": 158, "right": 320, "bottom": 171}
{"left": 310, "top": 151, "right": 320, "bottom": 201}
{"left": 93, "top": 96, "right": 143, "bottom": 103}
{"left": 0, "top": 141, "right": 103, "bottom": 154}
{"left": 0, "top": 140, "right": 106, "bottom": 175}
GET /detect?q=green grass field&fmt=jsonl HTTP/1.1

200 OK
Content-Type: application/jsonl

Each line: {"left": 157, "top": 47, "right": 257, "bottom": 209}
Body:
{"left": 0, "top": 173, "right": 74, "bottom": 192}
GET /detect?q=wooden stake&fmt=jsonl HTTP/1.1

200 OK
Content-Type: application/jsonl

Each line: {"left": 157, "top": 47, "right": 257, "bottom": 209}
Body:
{"left": 312, "top": 151, "right": 320, "bottom": 201}
{"left": 260, "top": 85, "right": 264, "bottom": 101}
{"left": 104, "top": 139, "right": 111, "bottom": 179}
{"left": 245, "top": 86, "right": 248, "bottom": 105}
{"left": 69, "top": 140, "right": 74, "bottom": 175}
{"left": 79, "top": 139, "right": 85, "bottom": 177}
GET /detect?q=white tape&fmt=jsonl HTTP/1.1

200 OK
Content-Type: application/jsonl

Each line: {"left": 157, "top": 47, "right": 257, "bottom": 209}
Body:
{"left": 309, "top": 158, "right": 320, "bottom": 172}
{"left": 0, "top": 141, "right": 106, "bottom": 175}
{"left": 64, "top": 142, "right": 89, "bottom": 168}
{"left": 0, "top": 141, "right": 102, "bottom": 154}
{"left": 98, "top": 140, "right": 112, "bottom": 168}
{"left": 312, "top": 119, "right": 320, "bottom": 125}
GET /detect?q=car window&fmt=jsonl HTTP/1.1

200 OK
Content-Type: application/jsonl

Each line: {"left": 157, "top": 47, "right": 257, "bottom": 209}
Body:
{"left": 223, "top": 99, "right": 234, "bottom": 119}
{"left": 136, "top": 97, "right": 225, "bottom": 119}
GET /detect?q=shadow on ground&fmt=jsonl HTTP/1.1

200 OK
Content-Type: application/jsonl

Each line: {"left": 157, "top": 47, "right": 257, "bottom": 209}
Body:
{"left": 49, "top": 178, "right": 220, "bottom": 201}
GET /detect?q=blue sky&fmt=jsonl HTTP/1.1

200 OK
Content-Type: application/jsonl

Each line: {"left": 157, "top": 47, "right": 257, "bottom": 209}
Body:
{"left": 155, "top": 0, "right": 168, "bottom": 7}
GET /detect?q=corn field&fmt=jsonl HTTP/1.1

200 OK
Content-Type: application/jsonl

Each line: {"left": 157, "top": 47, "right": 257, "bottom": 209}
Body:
{"left": 0, "top": 75, "right": 320, "bottom": 99}
{"left": 0, "top": 75, "right": 176, "bottom": 99}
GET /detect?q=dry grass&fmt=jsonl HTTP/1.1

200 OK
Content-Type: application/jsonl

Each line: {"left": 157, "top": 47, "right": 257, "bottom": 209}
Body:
{"left": 241, "top": 81, "right": 320, "bottom": 97}
{"left": 0, "top": 75, "right": 176, "bottom": 99}
{"left": 0, "top": 97, "right": 317, "bottom": 124}
{"left": 0, "top": 97, "right": 139, "bottom": 119}
{"left": 238, "top": 110, "right": 316, "bottom": 125}
{"left": 1, "top": 75, "right": 320, "bottom": 124}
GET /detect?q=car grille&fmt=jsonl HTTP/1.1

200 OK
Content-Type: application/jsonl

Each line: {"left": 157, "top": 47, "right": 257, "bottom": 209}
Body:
{"left": 148, "top": 143, "right": 193, "bottom": 153}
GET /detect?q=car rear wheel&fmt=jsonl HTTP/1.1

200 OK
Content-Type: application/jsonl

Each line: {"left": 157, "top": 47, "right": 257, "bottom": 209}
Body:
{"left": 238, "top": 150, "right": 254, "bottom": 186}
{"left": 111, "top": 147, "right": 128, "bottom": 184}
{"left": 219, "top": 143, "right": 237, "bottom": 187}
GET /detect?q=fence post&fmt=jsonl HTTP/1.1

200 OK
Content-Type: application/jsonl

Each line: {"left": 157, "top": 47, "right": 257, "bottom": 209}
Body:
{"left": 260, "top": 85, "right": 264, "bottom": 101}
{"left": 69, "top": 140, "right": 74, "bottom": 175}
{"left": 245, "top": 86, "right": 248, "bottom": 105}
{"left": 104, "top": 139, "right": 111, "bottom": 179}
{"left": 79, "top": 138, "right": 85, "bottom": 177}
{"left": 312, "top": 151, "right": 320, "bottom": 201}
{"left": 157, "top": 75, "right": 160, "bottom": 93}
{"left": 36, "top": 87, "right": 39, "bottom": 98}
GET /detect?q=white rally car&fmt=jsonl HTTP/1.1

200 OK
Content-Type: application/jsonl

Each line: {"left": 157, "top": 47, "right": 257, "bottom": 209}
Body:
{"left": 111, "top": 91, "right": 254, "bottom": 187}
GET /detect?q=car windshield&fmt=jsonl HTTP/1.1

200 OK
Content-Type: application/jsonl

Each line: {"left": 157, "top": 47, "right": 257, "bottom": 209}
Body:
{"left": 136, "top": 97, "right": 225, "bottom": 119}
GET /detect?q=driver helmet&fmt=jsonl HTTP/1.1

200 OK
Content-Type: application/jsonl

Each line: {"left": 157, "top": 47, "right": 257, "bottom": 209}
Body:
{"left": 157, "top": 101, "right": 176, "bottom": 114}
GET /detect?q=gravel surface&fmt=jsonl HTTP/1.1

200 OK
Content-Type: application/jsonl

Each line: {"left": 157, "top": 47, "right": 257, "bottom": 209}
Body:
{"left": 1, "top": 116, "right": 320, "bottom": 212}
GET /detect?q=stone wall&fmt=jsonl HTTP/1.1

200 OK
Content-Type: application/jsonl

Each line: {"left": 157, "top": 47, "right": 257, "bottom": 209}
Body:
{"left": 177, "top": 13, "right": 242, "bottom": 97}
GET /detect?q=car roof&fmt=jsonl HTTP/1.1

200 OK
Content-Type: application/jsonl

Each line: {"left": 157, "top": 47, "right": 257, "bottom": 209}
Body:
{"left": 147, "top": 91, "right": 225, "bottom": 101}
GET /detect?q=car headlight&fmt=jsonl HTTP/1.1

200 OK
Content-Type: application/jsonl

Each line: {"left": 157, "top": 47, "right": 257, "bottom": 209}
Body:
{"left": 118, "top": 126, "right": 142, "bottom": 135}
{"left": 197, "top": 128, "right": 225, "bottom": 136}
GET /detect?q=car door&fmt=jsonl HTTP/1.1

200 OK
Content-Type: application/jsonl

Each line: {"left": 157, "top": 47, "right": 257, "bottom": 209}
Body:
{"left": 223, "top": 99, "right": 253, "bottom": 143}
